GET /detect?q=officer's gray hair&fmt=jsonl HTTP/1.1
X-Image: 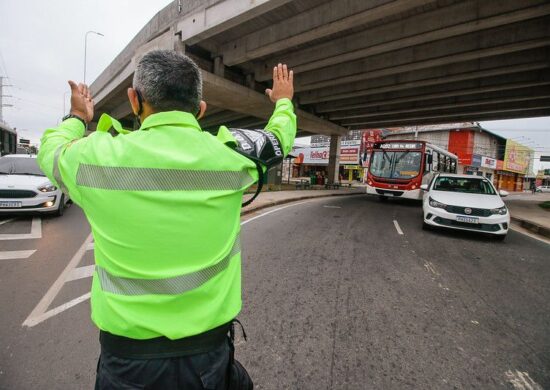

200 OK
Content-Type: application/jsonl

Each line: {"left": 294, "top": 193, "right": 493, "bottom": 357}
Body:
{"left": 133, "top": 50, "right": 202, "bottom": 114}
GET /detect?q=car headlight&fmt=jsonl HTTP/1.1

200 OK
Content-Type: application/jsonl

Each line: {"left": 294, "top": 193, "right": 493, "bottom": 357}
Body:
{"left": 429, "top": 197, "right": 447, "bottom": 209}
{"left": 38, "top": 184, "right": 57, "bottom": 192}
{"left": 490, "top": 206, "right": 507, "bottom": 215}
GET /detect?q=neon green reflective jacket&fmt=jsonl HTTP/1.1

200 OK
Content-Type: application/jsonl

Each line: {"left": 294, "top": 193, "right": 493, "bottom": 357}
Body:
{"left": 38, "top": 98, "right": 296, "bottom": 339}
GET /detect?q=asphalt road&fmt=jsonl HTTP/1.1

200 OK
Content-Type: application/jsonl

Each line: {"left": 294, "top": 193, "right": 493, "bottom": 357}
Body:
{"left": 0, "top": 195, "right": 548, "bottom": 389}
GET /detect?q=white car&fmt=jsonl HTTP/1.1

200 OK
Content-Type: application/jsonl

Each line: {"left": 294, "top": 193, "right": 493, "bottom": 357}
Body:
{"left": 0, "top": 154, "right": 69, "bottom": 216}
{"left": 421, "top": 174, "right": 510, "bottom": 240}
{"left": 536, "top": 185, "right": 550, "bottom": 193}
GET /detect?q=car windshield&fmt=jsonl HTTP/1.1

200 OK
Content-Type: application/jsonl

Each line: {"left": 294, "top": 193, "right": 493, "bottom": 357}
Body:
{"left": 369, "top": 150, "right": 421, "bottom": 179}
{"left": 433, "top": 176, "right": 496, "bottom": 195}
{"left": 0, "top": 157, "right": 45, "bottom": 176}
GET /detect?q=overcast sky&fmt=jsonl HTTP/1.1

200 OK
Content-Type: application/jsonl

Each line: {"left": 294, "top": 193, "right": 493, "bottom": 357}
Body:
{"left": 1, "top": 0, "right": 549, "bottom": 170}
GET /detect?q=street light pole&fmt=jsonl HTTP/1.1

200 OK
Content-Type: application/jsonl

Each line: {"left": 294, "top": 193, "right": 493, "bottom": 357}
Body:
{"left": 62, "top": 91, "right": 70, "bottom": 117}
{"left": 84, "top": 30, "right": 104, "bottom": 84}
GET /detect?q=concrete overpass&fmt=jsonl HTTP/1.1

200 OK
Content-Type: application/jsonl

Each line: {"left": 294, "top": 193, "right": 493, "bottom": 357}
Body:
{"left": 91, "top": 0, "right": 550, "bottom": 138}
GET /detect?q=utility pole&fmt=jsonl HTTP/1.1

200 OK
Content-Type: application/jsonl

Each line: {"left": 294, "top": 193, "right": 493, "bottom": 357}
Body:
{"left": 0, "top": 76, "right": 14, "bottom": 124}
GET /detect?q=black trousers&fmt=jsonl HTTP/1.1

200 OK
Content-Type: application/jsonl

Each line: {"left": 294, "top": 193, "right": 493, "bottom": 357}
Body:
{"left": 95, "top": 338, "right": 230, "bottom": 390}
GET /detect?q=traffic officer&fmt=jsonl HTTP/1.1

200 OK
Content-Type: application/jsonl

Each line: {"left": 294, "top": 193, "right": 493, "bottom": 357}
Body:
{"left": 38, "top": 50, "right": 296, "bottom": 389}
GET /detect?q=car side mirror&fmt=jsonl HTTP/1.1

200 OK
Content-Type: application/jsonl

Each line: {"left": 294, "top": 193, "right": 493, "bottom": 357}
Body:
{"left": 420, "top": 184, "right": 429, "bottom": 191}
{"left": 499, "top": 190, "right": 509, "bottom": 197}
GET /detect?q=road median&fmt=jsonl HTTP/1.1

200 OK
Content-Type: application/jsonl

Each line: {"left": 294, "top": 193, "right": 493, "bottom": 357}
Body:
{"left": 241, "top": 188, "right": 364, "bottom": 216}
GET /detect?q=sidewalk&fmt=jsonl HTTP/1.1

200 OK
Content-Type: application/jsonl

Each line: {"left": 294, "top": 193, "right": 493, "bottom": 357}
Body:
{"left": 504, "top": 193, "right": 550, "bottom": 239}
{"left": 241, "top": 187, "right": 364, "bottom": 215}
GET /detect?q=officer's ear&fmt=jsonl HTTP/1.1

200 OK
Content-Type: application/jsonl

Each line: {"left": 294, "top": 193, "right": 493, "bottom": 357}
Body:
{"left": 127, "top": 88, "right": 140, "bottom": 116}
{"left": 196, "top": 100, "right": 207, "bottom": 120}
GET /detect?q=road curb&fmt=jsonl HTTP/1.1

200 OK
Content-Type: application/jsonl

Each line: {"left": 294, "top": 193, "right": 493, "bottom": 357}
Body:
{"left": 511, "top": 216, "right": 550, "bottom": 239}
{"left": 241, "top": 191, "right": 364, "bottom": 216}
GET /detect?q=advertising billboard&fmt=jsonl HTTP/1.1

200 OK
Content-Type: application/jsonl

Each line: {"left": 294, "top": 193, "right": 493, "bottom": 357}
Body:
{"left": 293, "top": 145, "right": 359, "bottom": 165}
{"left": 503, "top": 140, "right": 532, "bottom": 174}
{"left": 480, "top": 156, "right": 497, "bottom": 169}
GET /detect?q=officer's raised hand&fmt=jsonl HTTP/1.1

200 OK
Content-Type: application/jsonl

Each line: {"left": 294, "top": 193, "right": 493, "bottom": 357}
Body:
{"left": 265, "top": 63, "right": 294, "bottom": 103}
{"left": 68, "top": 80, "right": 94, "bottom": 123}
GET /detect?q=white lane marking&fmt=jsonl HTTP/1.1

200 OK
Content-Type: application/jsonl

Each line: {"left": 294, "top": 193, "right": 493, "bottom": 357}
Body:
{"left": 0, "top": 217, "right": 41, "bottom": 240}
{"left": 23, "top": 293, "right": 91, "bottom": 328}
{"left": 0, "top": 218, "right": 16, "bottom": 226}
{"left": 86, "top": 242, "right": 94, "bottom": 251}
{"left": 66, "top": 265, "right": 95, "bottom": 282}
{"left": 505, "top": 370, "right": 543, "bottom": 390}
{"left": 241, "top": 201, "right": 309, "bottom": 226}
{"left": 23, "top": 233, "right": 93, "bottom": 327}
{"left": 323, "top": 205, "right": 341, "bottom": 209}
{"left": 0, "top": 250, "right": 36, "bottom": 261}
{"left": 393, "top": 220, "right": 404, "bottom": 235}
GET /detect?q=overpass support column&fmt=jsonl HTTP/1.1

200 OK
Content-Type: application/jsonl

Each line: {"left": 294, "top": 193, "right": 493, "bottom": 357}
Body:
{"left": 327, "top": 135, "right": 341, "bottom": 184}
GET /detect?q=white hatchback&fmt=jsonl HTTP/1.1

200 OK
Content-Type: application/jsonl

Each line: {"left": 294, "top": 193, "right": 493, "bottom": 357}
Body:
{"left": 421, "top": 174, "right": 510, "bottom": 240}
{"left": 0, "top": 154, "right": 69, "bottom": 216}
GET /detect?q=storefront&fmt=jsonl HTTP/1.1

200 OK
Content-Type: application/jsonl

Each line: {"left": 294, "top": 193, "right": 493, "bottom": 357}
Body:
{"left": 292, "top": 141, "right": 362, "bottom": 182}
{"left": 495, "top": 140, "right": 532, "bottom": 192}
{"left": 463, "top": 154, "right": 497, "bottom": 180}
{"left": 494, "top": 161, "right": 524, "bottom": 192}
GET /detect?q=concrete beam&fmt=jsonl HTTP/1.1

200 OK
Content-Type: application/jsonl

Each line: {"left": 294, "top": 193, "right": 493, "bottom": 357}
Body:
{"left": 295, "top": 18, "right": 550, "bottom": 91}
{"left": 254, "top": 0, "right": 550, "bottom": 81}
{"left": 299, "top": 59, "right": 549, "bottom": 105}
{"left": 347, "top": 109, "right": 550, "bottom": 130}
{"left": 109, "top": 100, "right": 133, "bottom": 120}
{"left": 340, "top": 100, "right": 550, "bottom": 127}
{"left": 329, "top": 91, "right": 550, "bottom": 121}
{"left": 200, "top": 70, "right": 347, "bottom": 136}
{"left": 176, "top": 0, "right": 293, "bottom": 46}
{"left": 200, "top": 111, "right": 248, "bottom": 128}
{"left": 220, "top": 0, "right": 435, "bottom": 66}
{"left": 315, "top": 76, "right": 550, "bottom": 114}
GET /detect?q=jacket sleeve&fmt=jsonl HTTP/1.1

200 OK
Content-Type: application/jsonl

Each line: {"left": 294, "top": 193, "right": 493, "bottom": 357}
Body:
{"left": 264, "top": 98, "right": 296, "bottom": 157}
{"left": 217, "top": 98, "right": 297, "bottom": 170}
{"left": 37, "top": 118, "right": 91, "bottom": 206}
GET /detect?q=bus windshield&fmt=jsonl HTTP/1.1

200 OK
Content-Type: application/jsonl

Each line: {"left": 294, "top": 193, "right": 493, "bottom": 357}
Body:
{"left": 369, "top": 151, "right": 422, "bottom": 179}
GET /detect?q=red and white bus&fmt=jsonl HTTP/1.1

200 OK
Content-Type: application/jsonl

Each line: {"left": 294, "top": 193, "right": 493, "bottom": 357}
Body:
{"left": 366, "top": 140, "right": 458, "bottom": 200}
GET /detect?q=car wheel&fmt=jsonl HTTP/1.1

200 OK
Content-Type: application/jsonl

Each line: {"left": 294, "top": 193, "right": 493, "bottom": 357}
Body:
{"left": 422, "top": 221, "right": 432, "bottom": 231}
{"left": 55, "top": 194, "right": 65, "bottom": 217}
{"left": 379, "top": 195, "right": 388, "bottom": 202}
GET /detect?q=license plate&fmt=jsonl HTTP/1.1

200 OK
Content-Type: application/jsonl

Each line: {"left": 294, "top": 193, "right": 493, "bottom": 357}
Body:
{"left": 456, "top": 215, "right": 478, "bottom": 224}
{"left": 0, "top": 201, "right": 22, "bottom": 208}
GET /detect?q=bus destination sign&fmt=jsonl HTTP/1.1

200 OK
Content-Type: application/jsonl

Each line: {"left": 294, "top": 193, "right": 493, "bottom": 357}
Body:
{"left": 379, "top": 142, "right": 422, "bottom": 150}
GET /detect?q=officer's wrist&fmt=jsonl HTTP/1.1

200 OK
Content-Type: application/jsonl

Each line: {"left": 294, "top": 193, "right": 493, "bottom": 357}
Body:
{"left": 63, "top": 113, "right": 87, "bottom": 127}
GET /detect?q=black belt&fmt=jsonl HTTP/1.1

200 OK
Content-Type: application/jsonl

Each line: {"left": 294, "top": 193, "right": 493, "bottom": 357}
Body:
{"left": 99, "top": 322, "right": 231, "bottom": 359}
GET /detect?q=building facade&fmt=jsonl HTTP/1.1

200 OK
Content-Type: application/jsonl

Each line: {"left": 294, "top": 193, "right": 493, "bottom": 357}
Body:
{"left": 383, "top": 123, "right": 532, "bottom": 192}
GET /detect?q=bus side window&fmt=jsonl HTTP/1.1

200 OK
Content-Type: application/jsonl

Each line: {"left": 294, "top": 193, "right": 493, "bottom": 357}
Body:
{"left": 451, "top": 160, "right": 457, "bottom": 173}
{"left": 432, "top": 152, "right": 439, "bottom": 171}
{"left": 424, "top": 152, "right": 432, "bottom": 175}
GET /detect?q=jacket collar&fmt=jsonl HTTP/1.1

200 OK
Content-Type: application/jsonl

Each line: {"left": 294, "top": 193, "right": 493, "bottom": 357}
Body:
{"left": 139, "top": 111, "right": 202, "bottom": 132}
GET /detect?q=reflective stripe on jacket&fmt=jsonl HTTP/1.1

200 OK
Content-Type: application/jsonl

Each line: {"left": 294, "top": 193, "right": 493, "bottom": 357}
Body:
{"left": 38, "top": 98, "right": 296, "bottom": 340}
